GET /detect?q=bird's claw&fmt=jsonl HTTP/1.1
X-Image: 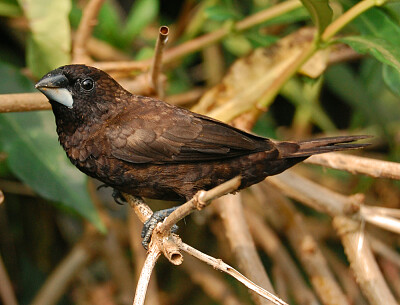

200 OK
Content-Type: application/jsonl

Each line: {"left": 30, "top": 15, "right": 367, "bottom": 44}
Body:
{"left": 111, "top": 189, "right": 126, "bottom": 205}
{"left": 141, "top": 207, "right": 178, "bottom": 249}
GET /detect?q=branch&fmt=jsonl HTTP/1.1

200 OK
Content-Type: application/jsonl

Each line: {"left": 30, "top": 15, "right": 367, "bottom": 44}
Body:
{"left": 0, "top": 255, "right": 18, "bottom": 305}
{"left": 31, "top": 239, "right": 96, "bottom": 305}
{"left": 305, "top": 152, "right": 400, "bottom": 180}
{"left": 178, "top": 240, "right": 288, "bottom": 305}
{"left": 94, "top": 0, "right": 302, "bottom": 73}
{"left": 214, "top": 194, "right": 276, "bottom": 305}
{"left": 73, "top": 0, "right": 105, "bottom": 63}
{"left": 245, "top": 209, "right": 320, "bottom": 305}
{"left": 149, "top": 26, "right": 169, "bottom": 98}
{"left": 158, "top": 175, "right": 241, "bottom": 234}
{"left": 333, "top": 216, "right": 398, "bottom": 305}
{"left": 0, "top": 93, "right": 50, "bottom": 113}
{"left": 133, "top": 245, "right": 161, "bottom": 305}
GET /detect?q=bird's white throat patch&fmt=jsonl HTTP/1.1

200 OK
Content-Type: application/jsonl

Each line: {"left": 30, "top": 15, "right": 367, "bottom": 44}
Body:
{"left": 39, "top": 87, "right": 73, "bottom": 108}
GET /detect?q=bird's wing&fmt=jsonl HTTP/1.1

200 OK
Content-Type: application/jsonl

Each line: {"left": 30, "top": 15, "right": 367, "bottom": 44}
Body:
{"left": 106, "top": 98, "right": 277, "bottom": 164}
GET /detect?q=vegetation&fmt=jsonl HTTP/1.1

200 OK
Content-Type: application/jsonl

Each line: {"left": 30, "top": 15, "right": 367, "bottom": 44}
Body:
{"left": 0, "top": 0, "right": 399, "bottom": 304}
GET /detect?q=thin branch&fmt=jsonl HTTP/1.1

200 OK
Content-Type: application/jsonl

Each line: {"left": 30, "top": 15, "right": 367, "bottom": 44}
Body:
{"left": 0, "top": 255, "right": 18, "bottom": 305}
{"left": 133, "top": 245, "right": 161, "bottom": 305}
{"left": 0, "top": 93, "right": 50, "bottom": 113}
{"left": 254, "top": 183, "right": 350, "bottom": 305}
{"left": 181, "top": 255, "right": 243, "bottom": 305}
{"left": 158, "top": 175, "right": 241, "bottom": 234}
{"left": 94, "top": 0, "right": 302, "bottom": 72}
{"left": 178, "top": 240, "right": 288, "bottom": 305}
{"left": 245, "top": 209, "right": 321, "bottom": 305}
{"left": 306, "top": 153, "right": 400, "bottom": 180}
{"left": 333, "top": 216, "right": 398, "bottom": 305}
{"left": 150, "top": 26, "right": 169, "bottom": 98}
{"left": 214, "top": 194, "right": 275, "bottom": 305}
{"left": 73, "top": 0, "right": 105, "bottom": 63}
{"left": 31, "top": 240, "right": 96, "bottom": 305}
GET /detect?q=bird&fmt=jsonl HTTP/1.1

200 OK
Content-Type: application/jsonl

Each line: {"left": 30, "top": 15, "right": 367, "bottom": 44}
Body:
{"left": 36, "top": 64, "right": 369, "bottom": 246}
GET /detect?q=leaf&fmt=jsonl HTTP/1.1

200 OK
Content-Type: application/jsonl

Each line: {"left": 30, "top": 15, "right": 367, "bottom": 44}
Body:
{"left": 122, "top": 0, "right": 159, "bottom": 43}
{"left": 17, "top": 0, "right": 71, "bottom": 78}
{"left": 205, "top": 4, "right": 241, "bottom": 21}
{"left": 0, "top": 0, "right": 21, "bottom": 17}
{"left": 340, "top": 36, "right": 400, "bottom": 74}
{"left": 0, "top": 64, "right": 105, "bottom": 232}
{"left": 346, "top": 3, "right": 400, "bottom": 46}
{"left": 300, "top": 0, "right": 332, "bottom": 34}
{"left": 383, "top": 64, "right": 400, "bottom": 97}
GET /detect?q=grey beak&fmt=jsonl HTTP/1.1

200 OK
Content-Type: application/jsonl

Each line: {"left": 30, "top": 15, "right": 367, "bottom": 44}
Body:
{"left": 35, "top": 74, "right": 74, "bottom": 108}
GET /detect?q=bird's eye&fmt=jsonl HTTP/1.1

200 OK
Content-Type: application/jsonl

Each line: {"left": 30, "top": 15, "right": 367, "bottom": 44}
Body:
{"left": 81, "top": 78, "right": 94, "bottom": 91}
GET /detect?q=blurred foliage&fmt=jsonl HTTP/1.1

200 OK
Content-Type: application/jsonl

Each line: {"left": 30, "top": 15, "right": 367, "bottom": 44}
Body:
{"left": 0, "top": 0, "right": 399, "bottom": 304}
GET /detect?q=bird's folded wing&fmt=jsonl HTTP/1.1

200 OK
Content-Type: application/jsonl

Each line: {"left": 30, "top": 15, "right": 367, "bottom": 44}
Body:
{"left": 107, "top": 103, "right": 276, "bottom": 164}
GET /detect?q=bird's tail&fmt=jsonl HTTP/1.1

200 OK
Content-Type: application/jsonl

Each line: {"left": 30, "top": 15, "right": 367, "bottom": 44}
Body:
{"left": 277, "top": 135, "right": 371, "bottom": 158}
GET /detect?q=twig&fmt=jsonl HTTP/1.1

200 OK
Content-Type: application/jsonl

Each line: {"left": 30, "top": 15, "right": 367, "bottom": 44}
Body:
{"left": 0, "top": 179, "right": 36, "bottom": 197}
{"left": 306, "top": 153, "right": 400, "bottom": 180}
{"left": 101, "top": 229, "right": 135, "bottom": 304}
{"left": 369, "top": 235, "right": 400, "bottom": 269}
{"left": 333, "top": 216, "right": 398, "bottom": 305}
{"left": 158, "top": 175, "right": 241, "bottom": 234}
{"left": 181, "top": 255, "right": 243, "bottom": 305}
{"left": 0, "top": 255, "right": 18, "bottom": 305}
{"left": 0, "top": 93, "right": 50, "bottom": 113}
{"left": 31, "top": 239, "right": 96, "bottom": 305}
{"left": 128, "top": 211, "right": 161, "bottom": 305}
{"left": 0, "top": 190, "right": 3, "bottom": 205}
{"left": 94, "top": 0, "right": 302, "bottom": 72}
{"left": 178, "top": 240, "right": 288, "bottom": 305}
{"left": 214, "top": 194, "right": 275, "bottom": 305}
{"left": 150, "top": 26, "right": 169, "bottom": 98}
{"left": 255, "top": 183, "right": 350, "bottom": 305}
{"left": 133, "top": 245, "right": 161, "bottom": 305}
{"left": 72, "top": 0, "right": 105, "bottom": 63}
{"left": 245, "top": 209, "right": 321, "bottom": 305}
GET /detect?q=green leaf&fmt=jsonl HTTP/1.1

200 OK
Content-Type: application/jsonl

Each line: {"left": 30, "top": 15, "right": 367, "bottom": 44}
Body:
{"left": 340, "top": 36, "right": 400, "bottom": 74}
{"left": 0, "top": 64, "right": 104, "bottom": 232}
{"left": 122, "top": 0, "right": 159, "bottom": 43}
{"left": 300, "top": 0, "right": 332, "bottom": 34}
{"left": 94, "top": 1, "right": 122, "bottom": 47}
{"left": 205, "top": 4, "right": 241, "bottom": 22}
{"left": 347, "top": 4, "right": 400, "bottom": 46}
{"left": 18, "top": 0, "right": 71, "bottom": 78}
{"left": 0, "top": 0, "right": 21, "bottom": 17}
{"left": 383, "top": 64, "right": 400, "bottom": 97}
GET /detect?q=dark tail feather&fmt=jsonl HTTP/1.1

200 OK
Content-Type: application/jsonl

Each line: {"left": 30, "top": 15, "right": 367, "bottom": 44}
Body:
{"left": 279, "top": 135, "right": 371, "bottom": 158}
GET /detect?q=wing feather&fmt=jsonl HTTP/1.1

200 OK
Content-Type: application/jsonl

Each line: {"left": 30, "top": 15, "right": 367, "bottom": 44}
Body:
{"left": 107, "top": 97, "right": 275, "bottom": 164}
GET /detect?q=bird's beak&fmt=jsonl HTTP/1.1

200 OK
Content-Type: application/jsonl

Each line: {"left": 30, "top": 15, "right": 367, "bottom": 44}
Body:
{"left": 35, "top": 74, "right": 74, "bottom": 108}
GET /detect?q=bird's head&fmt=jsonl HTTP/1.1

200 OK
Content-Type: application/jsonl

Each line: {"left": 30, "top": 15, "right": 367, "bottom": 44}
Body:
{"left": 36, "top": 64, "right": 126, "bottom": 127}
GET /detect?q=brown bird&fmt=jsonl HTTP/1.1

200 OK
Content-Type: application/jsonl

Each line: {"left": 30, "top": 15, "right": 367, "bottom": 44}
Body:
{"left": 36, "top": 64, "right": 368, "bottom": 245}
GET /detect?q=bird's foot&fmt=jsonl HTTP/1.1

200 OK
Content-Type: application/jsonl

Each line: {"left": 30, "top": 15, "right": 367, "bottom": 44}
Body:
{"left": 97, "top": 184, "right": 126, "bottom": 205}
{"left": 141, "top": 207, "right": 179, "bottom": 249}
{"left": 111, "top": 189, "right": 127, "bottom": 205}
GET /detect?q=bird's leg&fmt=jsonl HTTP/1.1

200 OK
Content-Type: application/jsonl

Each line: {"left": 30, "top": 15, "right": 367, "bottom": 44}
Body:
{"left": 111, "top": 188, "right": 127, "bottom": 205}
{"left": 96, "top": 184, "right": 127, "bottom": 205}
{"left": 141, "top": 207, "right": 179, "bottom": 249}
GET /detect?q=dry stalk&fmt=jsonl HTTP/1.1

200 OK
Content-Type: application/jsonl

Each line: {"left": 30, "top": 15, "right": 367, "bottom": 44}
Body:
{"left": 333, "top": 216, "right": 398, "bottom": 305}
{"left": 149, "top": 26, "right": 169, "bottom": 98}
{"left": 0, "top": 93, "right": 49, "bottom": 113}
{"left": 0, "top": 255, "right": 18, "bottom": 305}
{"left": 31, "top": 239, "right": 97, "bottom": 305}
{"left": 214, "top": 194, "right": 275, "bottom": 305}
{"left": 245, "top": 209, "right": 320, "bottom": 305}
{"left": 73, "top": 0, "right": 105, "bottom": 63}
{"left": 306, "top": 152, "right": 400, "bottom": 180}
{"left": 178, "top": 240, "right": 288, "bottom": 305}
